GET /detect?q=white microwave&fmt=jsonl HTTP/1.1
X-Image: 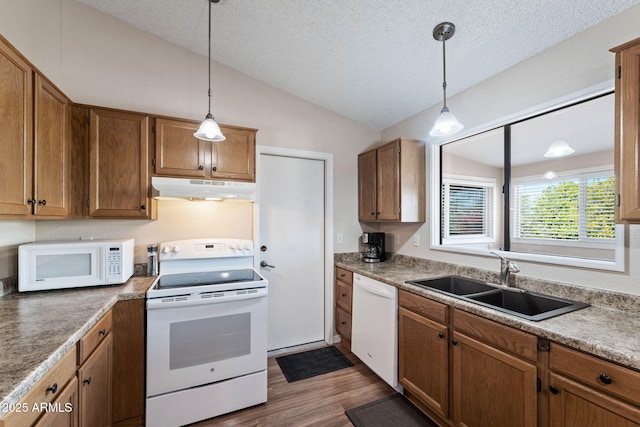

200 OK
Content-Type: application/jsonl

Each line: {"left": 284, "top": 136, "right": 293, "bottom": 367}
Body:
{"left": 18, "top": 239, "right": 135, "bottom": 292}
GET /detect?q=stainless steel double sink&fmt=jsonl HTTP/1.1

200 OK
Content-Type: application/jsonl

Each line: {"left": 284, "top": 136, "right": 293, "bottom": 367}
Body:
{"left": 406, "top": 276, "right": 589, "bottom": 321}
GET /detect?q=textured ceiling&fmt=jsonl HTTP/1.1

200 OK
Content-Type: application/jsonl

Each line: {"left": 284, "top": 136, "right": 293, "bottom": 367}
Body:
{"left": 76, "top": 0, "right": 640, "bottom": 130}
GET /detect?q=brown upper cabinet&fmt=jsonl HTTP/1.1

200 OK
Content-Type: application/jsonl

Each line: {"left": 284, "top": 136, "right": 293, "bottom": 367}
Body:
{"left": 155, "top": 118, "right": 257, "bottom": 182}
{"left": 0, "top": 37, "right": 71, "bottom": 218}
{"left": 358, "top": 137, "right": 425, "bottom": 222}
{"left": 88, "top": 108, "right": 153, "bottom": 219}
{"left": 611, "top": 37, "right": 640, "bottom": 223}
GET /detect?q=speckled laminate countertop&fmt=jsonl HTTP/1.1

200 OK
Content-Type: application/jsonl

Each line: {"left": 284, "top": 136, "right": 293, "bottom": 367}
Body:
{"left": 0, "top": 276, "right": 154, "bottom": 417}
{"left": 336, "top": 255, "right": 640, "bottom": 372}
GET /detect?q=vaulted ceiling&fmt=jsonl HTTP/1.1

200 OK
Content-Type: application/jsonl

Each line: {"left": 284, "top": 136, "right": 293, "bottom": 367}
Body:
{"left": 76, "top": 0, "right": 640, "bottom": 130}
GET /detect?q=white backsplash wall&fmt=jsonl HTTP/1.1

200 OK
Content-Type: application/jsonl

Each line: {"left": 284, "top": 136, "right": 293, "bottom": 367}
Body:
{"left": 35, "top": 200, "right": 253, "bottom": 264}
{"left": 0, "top": 221, "right": 36, "bottom": 278}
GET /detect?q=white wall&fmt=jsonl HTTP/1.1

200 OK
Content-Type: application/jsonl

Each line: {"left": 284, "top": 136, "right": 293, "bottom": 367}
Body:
{"left": 380, "top": 5, "right": 640, "bottom": 295}
{"left": 0, "top": 0, "right": 378, "bottom": 270}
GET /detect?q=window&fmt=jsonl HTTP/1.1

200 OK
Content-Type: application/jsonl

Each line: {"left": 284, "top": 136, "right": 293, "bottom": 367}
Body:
{"left": 442, "top": 176, "right": 495, "bottom": 244}
{"left": 513, "top": 170, "right": 615, "bottom": 243}
{"left": 433, "top": 91, "right": 623, "bottom": 270}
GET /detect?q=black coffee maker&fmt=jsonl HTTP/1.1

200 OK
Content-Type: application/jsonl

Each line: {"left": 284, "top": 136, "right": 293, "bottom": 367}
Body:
{"left": 362, "top": 232, "right": 386, "bottom": 263}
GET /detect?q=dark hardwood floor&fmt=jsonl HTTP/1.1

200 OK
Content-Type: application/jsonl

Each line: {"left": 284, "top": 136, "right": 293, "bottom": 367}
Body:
{"left": 190, "top": 343, "right": 397, "bottom": 426}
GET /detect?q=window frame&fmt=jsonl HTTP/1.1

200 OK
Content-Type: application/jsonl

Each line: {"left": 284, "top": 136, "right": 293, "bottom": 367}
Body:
{"left": 429, "top": 83, "right": 625, "bottom": 272}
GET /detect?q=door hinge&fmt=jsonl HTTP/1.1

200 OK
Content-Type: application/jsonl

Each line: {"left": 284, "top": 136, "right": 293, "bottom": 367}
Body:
{"left": 85, "top": 198, "right": 90, "bottom": 208}
{"left": 616, "top": 193, "right": 621, "bottom": 207}
{"left": 86, "top": 116, "right": 90, "bottom": 125}
{"left": 617, "top": 65, "right": 622, "bottom": 79}
{"left": 152, "top": 125, "right": 156, "bottom": 134}
{"left": 152, "top": 157, "right": 156, "bottom": 166}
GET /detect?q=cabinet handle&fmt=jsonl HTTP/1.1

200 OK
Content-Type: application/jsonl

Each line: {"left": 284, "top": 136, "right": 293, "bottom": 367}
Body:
{"left": 549, "top": 385, "right": 559, "bottom": 395}
{"left": 38, "top": 199, "right": 46, "bottom": 206}
{"left": 140, "top": 205, "right": 146, "bottom": 210}
{"left": 99, "top": 329, "right": 107, "bottom": 336}
{"left": 599, "top": 374, "right": 612, "bottom": 385}
{"left": 212, "top": 166, "right": 217, "bottom": 172}
{"left": 83, "top": 377, "right": 92, "bottom": 385}
{"left": 46, "top": 383, "right": 58, "bottom": 394}
{"left": 341, "top": 293, "right": 347, "bottom": 297}
{"left": 198, "top": 165, "right": 204, "bottom": 170}
{"left": 27, "top": 199, "right": 36, "bottom": 205}
{"left": 451, "top": 339, "right": 458, "bottom": 346}
{"left": 438, "top": 333, "right": 445, "bottom": 339}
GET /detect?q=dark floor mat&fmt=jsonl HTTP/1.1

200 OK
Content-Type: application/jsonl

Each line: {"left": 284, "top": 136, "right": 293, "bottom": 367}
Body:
{"left": 345, "top": 394, "right": 438, "bottom": 427}
{"left": 275, "top": 346, "right": 354, "bottom": 382}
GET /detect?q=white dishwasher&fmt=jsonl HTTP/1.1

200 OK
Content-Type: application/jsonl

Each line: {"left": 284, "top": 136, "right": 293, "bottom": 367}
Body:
{"left": 351, "top": 273, "right": 399, "bottom": 388}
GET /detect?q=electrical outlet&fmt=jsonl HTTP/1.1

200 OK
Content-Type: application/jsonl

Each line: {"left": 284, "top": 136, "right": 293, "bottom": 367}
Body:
{"left": 395, "top": 234, "right": 400, "bottom": 245}
{"left": 337, "top": 233, "right": 343, "bottom": 244}
{"left": 413, "top": 234, "right": 420, "bottom": 247}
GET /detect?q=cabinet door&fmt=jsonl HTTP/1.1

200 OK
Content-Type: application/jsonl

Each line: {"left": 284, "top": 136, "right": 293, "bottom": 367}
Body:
{"left": 452, "top": 332, "right": 537, "bottom": 427}
{"left": 155, "top": 118, "right": 207, "bottom": 178}
{"left": 210, "top": 126, "right": 256, "bottom": 181}
{"left": 89, "top": 108, "right": 150, "bottom": 218}
{"left": 376, "top": 140, "right": 400, "bottom": 221}
{"left": 0, "top": 38, "right": 33, "bottom": 215}
{"left": 33, "top": 74, "right": 69, "bottom": 216}
{"left": 549, "top": 373, "right": 640, "bottom": 427}
{"left": 614, "top": 41, "right": 640, "bottom": 222}
{"left": 34, "top": 376, "right": 78, "bottom": 427}
{"left": 358, "top": 149, "right": 377, "bottom": 221}
{"left": 78, "top": 334, "right": 112, "bottom": 427}
{"left": 399, "top": 307, "right": 449, "bottom": 418}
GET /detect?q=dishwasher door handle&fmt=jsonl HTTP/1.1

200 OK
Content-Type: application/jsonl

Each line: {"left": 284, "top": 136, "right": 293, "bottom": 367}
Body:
{"left": 355, "top": 279, "right": 395, "bottom": 299}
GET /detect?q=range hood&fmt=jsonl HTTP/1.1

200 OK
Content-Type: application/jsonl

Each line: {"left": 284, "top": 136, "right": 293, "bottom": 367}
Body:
{"left": 151, "top": 177, "right": 256, "bottom": 201}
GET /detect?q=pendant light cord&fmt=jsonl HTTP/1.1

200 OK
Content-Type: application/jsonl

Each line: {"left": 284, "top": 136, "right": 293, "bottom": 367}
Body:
{"left": 441, "top": 36, "right": 448, "bottom": 109}
{"left": 207, "top": 0, "right": 212, "bottom": 116}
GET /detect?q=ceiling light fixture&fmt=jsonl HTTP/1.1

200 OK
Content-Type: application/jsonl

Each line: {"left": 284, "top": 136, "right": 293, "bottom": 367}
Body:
{"left": 429, "top": 22, "right": 463, "bottom": 137}
{"left": 544, "top": 140, "right": 574, "bottom": 158}
{"left": 194, "top": 0, "right": 225, "bottom": 142}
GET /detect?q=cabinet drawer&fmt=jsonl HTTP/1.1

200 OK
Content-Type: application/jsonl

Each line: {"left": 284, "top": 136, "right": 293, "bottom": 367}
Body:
{"left": 550, "top": 343, "right": 640, "bottom": 406}
{"left": 78, "top": 310, "right": 112, "bottom": 364}
{"left": 453, "top": 309, "right": 537, "bottom": 362}
{"left": 335, "top": 307, "right": 352, "bottom": 343}
{"left": 336, "top": 280, "right": 352, "bottom": 313}
{"left": 335, "top": 267, "right": 353, "bottom": 285}
{"left": 399, "top": 289, "right": 447, "bottom": 324}
{"left": 0, "top": 347, "right": 76, "bottom": 427}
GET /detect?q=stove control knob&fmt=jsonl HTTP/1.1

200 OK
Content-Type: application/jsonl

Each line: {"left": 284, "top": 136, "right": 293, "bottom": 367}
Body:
{"left": 173, "top": 246, "right": 180, "bottom": 253}
{"left": 229, "top": 242, "right": 237, "bottom": 250}
{"left": 162, "top": 246, "right": 172, "bottom": 254}
{"left": 243, "top": 243, "right": 252, "bottom": 251}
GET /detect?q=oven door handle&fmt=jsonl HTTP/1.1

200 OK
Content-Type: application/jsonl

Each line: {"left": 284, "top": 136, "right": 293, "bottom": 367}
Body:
{"left": 147, "top": 288, "right": 268, "bottom": 310}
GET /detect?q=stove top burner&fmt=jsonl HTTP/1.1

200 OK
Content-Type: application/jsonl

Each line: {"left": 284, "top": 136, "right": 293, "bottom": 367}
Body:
{"left": 155, "top": 269, "right": 263, "bottom": 290}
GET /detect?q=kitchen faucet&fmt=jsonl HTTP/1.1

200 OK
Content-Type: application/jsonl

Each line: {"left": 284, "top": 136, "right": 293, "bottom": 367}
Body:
{"left": 490, "top": 251, "right": 520, "bottom": 287}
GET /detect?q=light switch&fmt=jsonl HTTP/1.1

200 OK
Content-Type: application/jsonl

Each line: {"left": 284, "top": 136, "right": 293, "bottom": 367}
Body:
{"left": 337, "top": 233, "right": 343, "bottom": 244}
{"left": 413, "top": 234, "right": 420, "bottom": 247}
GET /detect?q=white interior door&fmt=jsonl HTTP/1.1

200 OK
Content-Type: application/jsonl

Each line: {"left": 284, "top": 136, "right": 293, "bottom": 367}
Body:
{"left": 259, "top": 154, "right": 325, "bottom": 351}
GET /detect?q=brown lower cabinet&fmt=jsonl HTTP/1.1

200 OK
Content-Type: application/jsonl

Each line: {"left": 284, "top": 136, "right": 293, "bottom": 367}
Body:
{"left": 78, "top": 335, "right": 112, "bottom": 427}
{"left": 334, "top": 267, "right": 353, "bottom": 349}
{"left": 548, "top": 343, "right": 640, "bottom": 426}
{"left": 399, "top": 290, "right": 538, "bottom": 427}
{"left": 399, "top": 289, "right": 640, "bottom": 427}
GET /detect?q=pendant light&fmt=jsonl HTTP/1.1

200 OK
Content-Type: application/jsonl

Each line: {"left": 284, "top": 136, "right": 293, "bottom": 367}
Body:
{"left": 544, "top": 139, "right": 575, "bottom": 158}
{"left": 429, "top": 22, "right": 463, "bottom": 137}
{"left": 194, "top": 0, "right": 225, "bottom": 142}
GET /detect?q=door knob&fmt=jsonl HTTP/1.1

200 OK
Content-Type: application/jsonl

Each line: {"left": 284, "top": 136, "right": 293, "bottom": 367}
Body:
{"left": 260, "top": 245, "right": 268, "bottom": 252}
{"left": 260, "top": 260, "right": 275, "bottom": 268}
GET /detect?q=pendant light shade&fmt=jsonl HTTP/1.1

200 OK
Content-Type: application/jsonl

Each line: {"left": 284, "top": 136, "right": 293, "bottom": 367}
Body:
{"left": 194, "top": 113, "right": 225, "bottom": 142}
{"left": 544, "top": 140, "right": 575, "bottom": 158}
{"left": 194, "top": 0, "right": 225, "bottom": 142}
{"left": 429, "top": 22, "right": 463, "bottom": 137}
